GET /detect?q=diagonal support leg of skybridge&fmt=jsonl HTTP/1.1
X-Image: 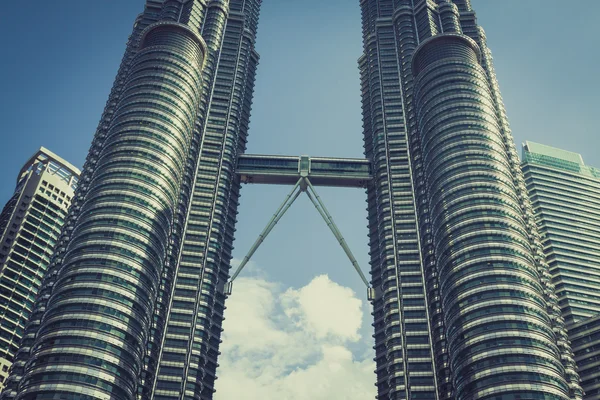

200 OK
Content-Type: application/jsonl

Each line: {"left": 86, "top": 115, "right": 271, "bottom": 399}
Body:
{"left": 225, "top": 177, "right": 375, "bottom": 302}
{"left": 303, "top": 178, "right": 370, "bottom": 289}
{"left": 228, "top": 178, "right": 303, "bottom": 283}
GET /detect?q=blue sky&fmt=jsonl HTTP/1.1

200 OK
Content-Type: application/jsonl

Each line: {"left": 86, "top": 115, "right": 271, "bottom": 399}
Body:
{"left": 0, "top": 1, "right": 598, "bottom": 397}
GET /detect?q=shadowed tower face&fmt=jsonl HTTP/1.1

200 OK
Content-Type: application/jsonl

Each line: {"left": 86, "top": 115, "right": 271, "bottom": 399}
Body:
{"left": 0, "top": 1, "right": 583, "bottom": 400}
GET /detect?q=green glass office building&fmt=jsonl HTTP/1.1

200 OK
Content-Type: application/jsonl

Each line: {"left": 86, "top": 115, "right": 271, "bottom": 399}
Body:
{"left": 522, "top": 142, "right": 600, "bottom": 399}
{"left": 522, "top": 142, "right": 600, "bottom": 324}
{"left": 0, "top": 148, "right": 79, "bottom": 391}
{"left": 0, "top": 1, "right": 585, "bottom": 399}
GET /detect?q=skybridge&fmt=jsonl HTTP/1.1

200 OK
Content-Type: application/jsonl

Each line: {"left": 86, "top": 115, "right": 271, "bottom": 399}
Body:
{"left": 227, "top": 154, "right": 375, "bottom": 300}
{"left": 236, "top": 154, "right": 372, "bottom": 188}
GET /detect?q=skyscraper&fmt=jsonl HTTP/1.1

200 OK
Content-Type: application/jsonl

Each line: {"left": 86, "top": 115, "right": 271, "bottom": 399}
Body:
{"left": 0, "top": 1, "right": 583, "bottom": 400}
{"left": 3, "top": 1, "right": 260, "bottom": 399}
{"left": 0, "top": 148, "right": 79, "bottom": 391}
{"left": 522, "top": 142, "right": 600, "bottom": 399}
{"left": 522, "top": 142, "right": 600, "bottom": 325}
{"left": 358, "top": 1, "right": 579, "bottom": 398}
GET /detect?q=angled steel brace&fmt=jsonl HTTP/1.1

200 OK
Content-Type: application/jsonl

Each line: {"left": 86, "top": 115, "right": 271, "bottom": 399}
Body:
{"left": 225, "top": 179, "right": 303, "bottom": 295}
{"left": 225, "top": 177, "right": 375, "bottom": 302}
{"left": 303, "top": 179, "right": 374, "bottom": 301}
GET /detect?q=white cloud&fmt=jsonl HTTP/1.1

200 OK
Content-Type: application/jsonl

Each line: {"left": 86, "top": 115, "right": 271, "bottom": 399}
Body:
{"left": 215, "top": 273, "right": 376, "bottom": 400}
{"left": 220, "top": 277, "right": 289, "bottom": 354}
{"left": 281, "top": 275, "right": 363, "bottom": 342}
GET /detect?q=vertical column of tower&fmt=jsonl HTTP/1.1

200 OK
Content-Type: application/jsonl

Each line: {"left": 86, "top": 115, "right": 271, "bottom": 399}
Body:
{"left": 0, "top": 4, "right": 164, "bottom": 399}
{"left": 360, "top": 0, "right": 439, "bottom": 398}
{"left": 160, "top": 0, "right": 184, "bottom": 21}
{"left": 450, "top": 0, "right": 477, "bottom": 39}
{"left": 14, "top": 21, "right": 207, "bottom": 400}
{"left": 438, "top": 1, "right": 461, "bottom": 34}
{"left": 151, "top": 0, "right": 262, "bottom": 398}
{"left": 186, "top": 0, "right": 261, "bottom": 396}
{"left": 360, "top": 1, "right": 406, "bottom": 397}
{"left": 137, "top": 1, "right": 210, "bottom": 397}
{"left": 193, "top": 4, "right": 261, "bottom": 396}
{"left": 411, "top": 33, "right": 572, "bottom": 399}
{"left": 149, "top": 1, "right": 229, "bottom": 398}
{"left": 412, "top": 0, "right": 441, "bottom": 41}
{"left": 448, "top": 0, "right": 471, "bottom": 13}
{"left": 392, "top": 1, "right": 455, "bottom": 398}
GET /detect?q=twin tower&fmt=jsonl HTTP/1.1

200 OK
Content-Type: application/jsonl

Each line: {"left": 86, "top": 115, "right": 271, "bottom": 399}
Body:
{"left": 0, "top": 1, "right": 584, "bottom": 399}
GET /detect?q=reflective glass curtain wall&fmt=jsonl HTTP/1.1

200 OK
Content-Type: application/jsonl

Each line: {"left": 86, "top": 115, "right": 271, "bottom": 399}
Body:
{"left": 521, "top": 142, "right": 600, "bottom": 325}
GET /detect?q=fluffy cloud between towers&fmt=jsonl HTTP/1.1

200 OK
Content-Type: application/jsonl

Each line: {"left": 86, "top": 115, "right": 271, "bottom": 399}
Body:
{"left": 215, "top": 270, "right": 376, "bottom": 400}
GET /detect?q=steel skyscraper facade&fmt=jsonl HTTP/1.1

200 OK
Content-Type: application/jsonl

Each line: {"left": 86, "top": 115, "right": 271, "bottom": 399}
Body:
{"left": 0, "top": 1, "right": 584, "bottom": 400}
